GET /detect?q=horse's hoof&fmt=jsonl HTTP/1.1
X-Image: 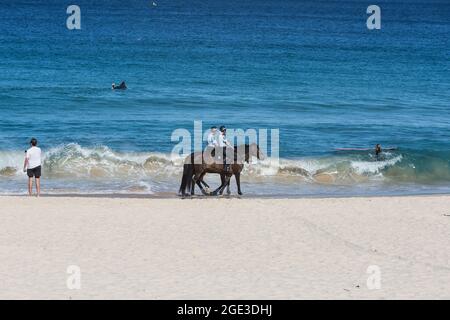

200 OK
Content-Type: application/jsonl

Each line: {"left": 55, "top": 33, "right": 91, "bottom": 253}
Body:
{"left": 238, "top": 192, "right": 243, "bottom": 196}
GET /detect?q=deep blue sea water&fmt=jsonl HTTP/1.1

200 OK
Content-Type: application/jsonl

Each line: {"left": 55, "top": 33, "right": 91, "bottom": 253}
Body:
{"left": 0, "top": 0, "right": 449, "bottom": 195}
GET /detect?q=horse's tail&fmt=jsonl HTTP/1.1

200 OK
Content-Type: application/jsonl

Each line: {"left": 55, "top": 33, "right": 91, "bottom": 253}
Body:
{"left": 179, "top": 163, "right": 193, "bottom": 195}
{"left": 186, "top": 164, "right": 194, "bottom": 194}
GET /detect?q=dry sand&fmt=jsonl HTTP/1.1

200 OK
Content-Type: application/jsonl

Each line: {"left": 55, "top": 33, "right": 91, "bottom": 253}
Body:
{"left": 1, "top": 195, "right": 450, "bottom": 299}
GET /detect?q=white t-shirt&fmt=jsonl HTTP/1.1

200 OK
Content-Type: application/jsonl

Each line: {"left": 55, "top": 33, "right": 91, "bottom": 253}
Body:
{"left": 218, "top": 133, "right": 229, "bottom": 147}
{"left": 26, "top": 146, "right": 42, "bottom": 169}
{"left": 207, "top": 131, "right": 218, "bottom": 147}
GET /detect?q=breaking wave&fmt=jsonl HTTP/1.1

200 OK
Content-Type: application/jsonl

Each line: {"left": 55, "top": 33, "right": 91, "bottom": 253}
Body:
{"left": 1, "top": 143, "right": 449, "bottom": 187}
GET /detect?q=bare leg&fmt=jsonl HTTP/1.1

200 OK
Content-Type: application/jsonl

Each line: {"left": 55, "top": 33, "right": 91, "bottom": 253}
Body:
{"left": 28, "top": 177, "right": 33, "bottom": 196}
{"left": 36, "top": 178, "right": 40, "bottom": 197}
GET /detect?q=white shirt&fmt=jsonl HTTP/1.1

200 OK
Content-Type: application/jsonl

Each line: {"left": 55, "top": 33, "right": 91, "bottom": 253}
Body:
{"left": 207, "top": 131, "right": 218, "bottom": 147}
{"left": 26, "top": 146, "right": 42, "bottom": 169}
{"left": 218, "top": 133, "right": 229, "bottom": 147}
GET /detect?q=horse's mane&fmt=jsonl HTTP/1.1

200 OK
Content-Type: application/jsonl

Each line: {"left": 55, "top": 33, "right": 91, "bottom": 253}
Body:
{"left": 233, "top": 144, "right": 250, "bottom": 150}
{"left": 232, "top": 144, "right": 252, "bottom": 162}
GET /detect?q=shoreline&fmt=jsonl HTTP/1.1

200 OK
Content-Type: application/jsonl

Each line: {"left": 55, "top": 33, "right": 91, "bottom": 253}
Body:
{"left": 1, "top": 195, "right": 450, "bottom": 299}
{"left": 1, "top": 192, "right": 450, "bottom": 200}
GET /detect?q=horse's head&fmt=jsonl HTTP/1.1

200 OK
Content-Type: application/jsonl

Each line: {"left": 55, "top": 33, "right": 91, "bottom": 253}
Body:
{"left": 248, "top": 143, "right": 265, "bottom": 161}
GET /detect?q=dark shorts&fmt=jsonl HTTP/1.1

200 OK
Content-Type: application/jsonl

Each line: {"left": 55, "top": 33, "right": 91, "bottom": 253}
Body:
{"left": 27, "top": 166, "right": 41, "bottom": 178}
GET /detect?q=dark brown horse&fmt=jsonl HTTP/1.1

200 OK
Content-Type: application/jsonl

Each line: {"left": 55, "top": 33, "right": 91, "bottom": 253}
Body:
{"left": 178, "top": 143, "right": 263, "bottom": 197}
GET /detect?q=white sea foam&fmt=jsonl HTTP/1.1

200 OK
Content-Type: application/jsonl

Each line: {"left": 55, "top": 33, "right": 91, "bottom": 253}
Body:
{"left": 0, "top": 144, "right": 423, "bottom": 196}
{"left": 0, "top": 143, "right": 405, "bottom": 180}
{"left": 350, "top": 155, "right": 403, "bottom": 174}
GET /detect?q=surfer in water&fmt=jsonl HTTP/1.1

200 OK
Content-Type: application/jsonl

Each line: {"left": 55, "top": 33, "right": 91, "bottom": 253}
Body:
{"left": 112, "top": 81, "right": 127, "bottom": 90}
{"left": 375, "top": 144, "right": 382, "bottom": 161}
{"left": 335, "top": 145, "right": 396, "bottom": 161}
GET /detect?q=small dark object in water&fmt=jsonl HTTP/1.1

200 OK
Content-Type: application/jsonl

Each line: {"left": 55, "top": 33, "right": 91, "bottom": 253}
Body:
{"left": 112, "top": 81, "right": 127, "bottom": 90}
{"left": 375, "top": 144, "right": 382, "bottom": 161}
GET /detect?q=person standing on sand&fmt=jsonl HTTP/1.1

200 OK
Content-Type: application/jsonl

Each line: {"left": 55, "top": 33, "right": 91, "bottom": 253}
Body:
{"left": 23, "top": 138, "right": 42, "bottom": 197}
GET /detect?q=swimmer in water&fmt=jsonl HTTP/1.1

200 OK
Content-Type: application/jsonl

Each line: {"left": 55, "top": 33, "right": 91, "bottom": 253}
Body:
{"left": 375, "top": 144, "right": 382, "bottom": 161}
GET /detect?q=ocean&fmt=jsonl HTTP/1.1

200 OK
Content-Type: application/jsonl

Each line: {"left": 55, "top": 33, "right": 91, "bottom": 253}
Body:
{"left": 0, "top": 0, "right": 449, "bottom": 196}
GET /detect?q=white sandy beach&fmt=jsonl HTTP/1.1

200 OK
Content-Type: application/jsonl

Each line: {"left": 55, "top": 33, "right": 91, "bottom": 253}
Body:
{"left": 1, "top": 195, "right": 450, "bottom": 299}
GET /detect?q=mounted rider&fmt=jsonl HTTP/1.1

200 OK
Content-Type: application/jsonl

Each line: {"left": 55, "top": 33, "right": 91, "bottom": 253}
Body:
{"left": 218, "top": 126, "right": 232, "bottom": 172}
{"left": 207, "top": 126, "right": 218, "bottom": 147}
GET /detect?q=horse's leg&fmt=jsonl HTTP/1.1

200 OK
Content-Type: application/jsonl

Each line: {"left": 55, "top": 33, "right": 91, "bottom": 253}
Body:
{"left": 193, "top": 170, "right": 210, "bottom": 195}
{"left": 216, "top": 174, "right": 231, "bottom": 195}
{"left": 219, "top": 174, "right": 231, "bottom": 195}
{"left": 196, "top": 180, "right": 206, "bottom": 195}
{"left": 198, "top": 172, "right": 210, "bottom": 194}
{"left": 200, "top": 179, "right": 210, "bottom": 189}
{"left": 235, "top": 172, "right": 242, "bottom": 195}
{"left": 191, "top": 172, "right": 201, "bottom": 195}
{"left": 196, "top": 173, "right": 208, "bottom": 195}
{"left": 218, "top": 174, "right": 226, "bottom": 195}
{"left": 212, "top": 174, "right": 226, "bottom": 196}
